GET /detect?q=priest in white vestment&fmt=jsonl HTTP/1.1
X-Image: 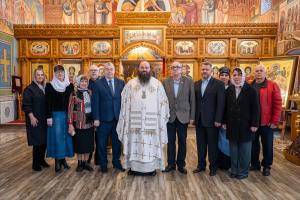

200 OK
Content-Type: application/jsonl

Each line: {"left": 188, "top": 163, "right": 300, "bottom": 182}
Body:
{"left": 117, "top": 61, "right": 170, "bottom": 176}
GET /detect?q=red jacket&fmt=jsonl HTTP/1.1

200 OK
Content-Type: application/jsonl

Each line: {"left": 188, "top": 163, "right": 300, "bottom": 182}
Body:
{"left": 253, "top": 79, "right": 282, "bottom": 126}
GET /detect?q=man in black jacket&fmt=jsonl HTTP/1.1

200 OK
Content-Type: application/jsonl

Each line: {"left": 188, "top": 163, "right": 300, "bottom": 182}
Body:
{"left": 193, "top": 62, "right": 225, "bottom": 176}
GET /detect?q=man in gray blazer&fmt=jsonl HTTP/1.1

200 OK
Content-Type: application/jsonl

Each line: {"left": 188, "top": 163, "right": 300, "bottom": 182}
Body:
{"left": 162, "top": 61, "right": 195, "bottom": 174}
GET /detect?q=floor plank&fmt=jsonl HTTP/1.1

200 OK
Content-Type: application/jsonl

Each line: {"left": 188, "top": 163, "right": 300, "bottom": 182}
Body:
{"left": 0, "top": 125, "right": 299, "bottom": 200}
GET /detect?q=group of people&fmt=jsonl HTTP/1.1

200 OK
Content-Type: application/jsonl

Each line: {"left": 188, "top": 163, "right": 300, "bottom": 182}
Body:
{"left": 22, "top": 60, "right": 282, "bottom": 179}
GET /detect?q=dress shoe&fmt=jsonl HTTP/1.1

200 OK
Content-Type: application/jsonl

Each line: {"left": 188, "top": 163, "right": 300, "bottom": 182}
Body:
{"left": 55, "top": 159, "right": 61, "bottom": 172}
{"left": 178, "top": 167, "right": 187, "bottom": 174}
{"left": 150, "top": 170, "right": 157, "bottom": 176}
{"left": 262, "top": 167, "right": 271, "bottom": 176}
{"left": 60, "top": 158, "right": 70, "bottom": 170}
{"left": 83, "top": 161, "right": 94, "bottom": 171}
{"left": 113, "top": 165, "right": 125, "bottom": 172}
{"left": 32, "top": 165, "right": 42, "bottom": 172}
{"left": 230, "top": 173, "right": 237, "bottom": 178}
{"left": 250, "top": 166, "right": 261, "bottom": 171}
{"left": 127, "top": 169, "right": 156, "bottom": 176}
{"left": 236, "top": 175, "right": 248, "bottom": 180}
{"left": 209, "top": 170, "right": 217, "bottom": 176}
{"left": 162, "top": 165, "right": 176, "bottom": 173}
{"left": 100, "top": 166, "right": 108, "bottom": 173}
{"left": 128, "top": 169, "right": 134, "bottom": 175}
{"left": 76, "top": 161, "right": 84, "bottom": 172}
{"left": 193, "top": 167, "right": 205, "bottom": 173}
{"left": 40, "top": 160, "right": 50, "bottom": 168}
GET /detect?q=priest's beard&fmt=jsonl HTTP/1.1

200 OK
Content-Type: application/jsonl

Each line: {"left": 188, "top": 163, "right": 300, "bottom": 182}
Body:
{"left": 138, "top": 71, "right": 151, "bottom": 85}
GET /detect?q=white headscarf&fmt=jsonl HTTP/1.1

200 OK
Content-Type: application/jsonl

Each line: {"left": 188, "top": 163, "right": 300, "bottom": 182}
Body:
{"left": 50, "top": 70, "right": 70, "bottom": 92}
{"left": 231, "top": 67, "right": 246, "bottom": 87}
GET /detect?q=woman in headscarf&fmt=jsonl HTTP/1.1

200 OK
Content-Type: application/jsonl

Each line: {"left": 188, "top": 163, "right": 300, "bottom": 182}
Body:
{"left": 224, "top": 67, "right": 260, "bottom": 179}
{"left": 22, "top": 67, "right": 49, "bottom": 171}
{"left": 68, "top": 75, "right": 94, "bottom": 172}
{"left": 45, "top": 65, "right": 74, "bottom": 172}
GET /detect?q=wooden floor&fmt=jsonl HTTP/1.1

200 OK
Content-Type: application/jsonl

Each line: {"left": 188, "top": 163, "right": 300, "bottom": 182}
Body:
{"left": 0, "top": 126, "right": 299, "bottom": 200}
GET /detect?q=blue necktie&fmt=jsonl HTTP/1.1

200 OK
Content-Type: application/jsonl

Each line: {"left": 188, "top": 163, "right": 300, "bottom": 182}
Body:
{"left": 108, "top": 80, "right": 114, "bottom": 95}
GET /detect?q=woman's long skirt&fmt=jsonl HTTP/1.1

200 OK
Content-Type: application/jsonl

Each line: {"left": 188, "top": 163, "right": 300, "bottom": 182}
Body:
{"left": 46, "top": 112, "right": 74, "bottom": 159}
{"left": 73, "top": 127, "right": 94, "bottom": 154}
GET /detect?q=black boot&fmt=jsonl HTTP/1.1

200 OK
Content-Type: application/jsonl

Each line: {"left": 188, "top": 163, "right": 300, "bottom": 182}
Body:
{"left": 87, "top": 152, "right": 93, "bottom": 164}
{"left": 76, "top": 160, "right": 84, "bottom": 172}
{"left": 55, "top": 159, "right": 61, "bottom": 172}
{"left": 39, "top": 145, "right": 49, "bottom": 168}
{"left": 32, "top": 146, "right": 42, "bottom": 171}
{"left": 83, "top": 160, "right": 94, "bottom": 171}
{"left": 60, "top": 158, "right": 70, "bottom": 170}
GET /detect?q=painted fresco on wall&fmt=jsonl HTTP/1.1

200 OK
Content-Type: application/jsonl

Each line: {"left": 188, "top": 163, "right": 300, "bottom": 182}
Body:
{"left": 0, "top": 0, "right": 14, "bottom": 24}
{"left": 0, "top": 0, "right": 14, "bottom": 35}
{"left": 0, "top": 39, "right": 12, "bottom": 90}
{"left": 277, "top": 0, "right": 300, "bottom": 55}
{"left": 95, "top": 0, "right": 115, "bottom": 24}
{"left": 118, "top": 0, "right": 170, "bottom": 12}
{"left": 62, "top": 0, "right": 90, "bottom": 24}
{"left": 0, "top": 19, "right": 13, "bottom": 35}
{"left": 261, "top": 0, "right": 272, "bottom": 15}
{"left": 14, "top": 0, "right": 44, "bottom": 24}
{"left": 39, "top": 0, "right": 298, "bottom": 25}
{"left": 3, "top": 0, "right": 298, "bottom": 26}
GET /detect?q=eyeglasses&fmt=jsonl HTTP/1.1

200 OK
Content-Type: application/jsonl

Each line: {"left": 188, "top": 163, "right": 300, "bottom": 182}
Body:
{"left": 255, "top": 70, "right": 264, "bottom": 72}
{"left": 171, "top": 66, "right": 182, "bottom": 70}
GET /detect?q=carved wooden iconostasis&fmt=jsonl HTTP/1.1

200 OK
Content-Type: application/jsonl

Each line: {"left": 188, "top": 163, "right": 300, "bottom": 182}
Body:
{"left": 14, "top": 12, "right": 279, "bottom": 92}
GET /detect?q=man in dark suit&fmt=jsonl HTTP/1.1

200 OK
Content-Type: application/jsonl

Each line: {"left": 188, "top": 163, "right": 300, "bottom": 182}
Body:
{"left": 193, "top": 61, "right": 225, "bottom": 176}
{"left": 162, "top": 61, "right": 195, "bottom": 174}
{"left": 92, "top": 62, "right": 125, "bottom": 173}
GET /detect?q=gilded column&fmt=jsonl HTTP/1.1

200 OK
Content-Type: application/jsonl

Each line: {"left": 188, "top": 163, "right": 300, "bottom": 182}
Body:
{"left": 113, "top": 58, "right": 121, "bottom": 78}
{"left": 165, "top": 58, "right": 173, "bottom": 78}
{"left": 196, "top": 58, "right": 204, "bottom": 80}
{"left": 83, "top": 58, "right": 90, "bottom": 75}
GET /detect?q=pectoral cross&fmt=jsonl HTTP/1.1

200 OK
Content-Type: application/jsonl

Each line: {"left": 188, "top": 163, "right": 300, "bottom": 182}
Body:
{"left": 142, "top": 90, "right": 146, "bottom": 99}
{"left": 0, "top": 49, "right": 10, "bottom": 83}
{"left": 141, "top": 139, "right": 146, "bottom": 147}
{"left": 149, "top": 140, "right": 152, "bottom": 148}
{"left": 134, "top": 138, "right": 139, "bottom": 146}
